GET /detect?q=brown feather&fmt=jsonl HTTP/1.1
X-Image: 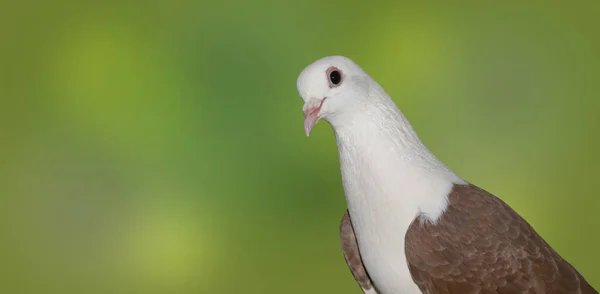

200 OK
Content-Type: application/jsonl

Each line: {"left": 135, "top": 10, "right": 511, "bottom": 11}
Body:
{"left": 340, "top": 210, "right": 376, "bottom": 292}
{"left": 405, "top": 184, "right": 597, "bottom": 294}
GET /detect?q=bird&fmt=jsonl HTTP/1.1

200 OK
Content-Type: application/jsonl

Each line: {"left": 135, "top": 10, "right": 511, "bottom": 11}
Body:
{"left": 295, "top": 56, "right": 597, "bottom": 294}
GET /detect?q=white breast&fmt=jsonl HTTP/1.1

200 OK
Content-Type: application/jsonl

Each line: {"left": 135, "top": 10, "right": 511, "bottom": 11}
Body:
{"left": 335, "top": 119, "right": 464, "bottom": 294}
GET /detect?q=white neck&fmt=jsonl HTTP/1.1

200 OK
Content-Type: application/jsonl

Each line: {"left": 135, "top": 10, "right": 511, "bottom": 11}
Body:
{"left": 329, "top": 91, "right": 466, "bottom": 223}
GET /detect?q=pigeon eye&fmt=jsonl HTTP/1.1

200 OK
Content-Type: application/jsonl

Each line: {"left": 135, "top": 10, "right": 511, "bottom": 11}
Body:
{"left": 326, "top": 67, "right": 343, "bottom": 88}
{"left": 330, "top": 71, "right": 341, "bottom": 85}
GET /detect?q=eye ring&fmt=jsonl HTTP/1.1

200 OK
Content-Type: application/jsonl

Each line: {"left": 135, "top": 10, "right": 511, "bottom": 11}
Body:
{"left": 326, "top": 66, "right": 344, "bottom": 88}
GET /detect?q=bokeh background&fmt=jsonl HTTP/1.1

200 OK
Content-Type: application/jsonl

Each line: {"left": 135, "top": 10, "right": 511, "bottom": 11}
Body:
{"left": 1, "top": 1, "right": 599, "bottom": 293}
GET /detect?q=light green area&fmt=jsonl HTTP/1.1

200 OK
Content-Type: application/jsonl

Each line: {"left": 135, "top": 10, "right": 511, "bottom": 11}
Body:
{"left": 1, "top": 1, "right": 599, "bottom": 293}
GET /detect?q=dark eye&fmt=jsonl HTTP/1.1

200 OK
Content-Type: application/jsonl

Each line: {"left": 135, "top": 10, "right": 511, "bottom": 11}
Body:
{"left": 326, "top": 67, "right": 343, "bottom": 88}
{"left": 329, "top": 70, "right": 341, "bottom": 85}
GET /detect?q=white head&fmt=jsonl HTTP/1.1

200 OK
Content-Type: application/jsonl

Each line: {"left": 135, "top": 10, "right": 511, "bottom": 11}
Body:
{"left": 296, "top": 56, "right": 381, "bottom": 136}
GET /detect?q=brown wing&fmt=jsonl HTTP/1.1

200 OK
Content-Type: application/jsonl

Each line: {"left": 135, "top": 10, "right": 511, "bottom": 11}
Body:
{"left": 405, "top": 184, "right": 597, "bottom": 294}
{"left": 340, "top": 210, "right": 378, "bottom": 293}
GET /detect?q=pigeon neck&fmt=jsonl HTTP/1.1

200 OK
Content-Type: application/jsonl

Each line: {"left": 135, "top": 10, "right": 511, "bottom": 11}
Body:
{"left": 330, "top": 101, "right": 466, "bottom": 222}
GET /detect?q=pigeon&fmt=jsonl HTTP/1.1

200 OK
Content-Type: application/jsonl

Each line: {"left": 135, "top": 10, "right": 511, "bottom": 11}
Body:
{"left": 296, "top": 56, "right": 597, "bottom": 294}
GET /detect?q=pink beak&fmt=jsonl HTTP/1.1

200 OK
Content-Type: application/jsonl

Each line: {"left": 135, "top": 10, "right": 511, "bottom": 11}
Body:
{"left": 302, "top": 98, "right": 326, "bottom": 136}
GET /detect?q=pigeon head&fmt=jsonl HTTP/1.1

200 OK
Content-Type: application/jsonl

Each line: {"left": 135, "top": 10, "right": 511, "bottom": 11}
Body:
{"left": 296, "top": 56, "right": 372, "bottom": 136}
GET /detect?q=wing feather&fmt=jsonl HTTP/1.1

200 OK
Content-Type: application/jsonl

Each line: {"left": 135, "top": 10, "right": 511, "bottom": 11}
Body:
{"left": 405, "top": 184, "right": 597, "bottom": 294}
{"left": 340, "top": 210, "right": 378, "bottom": 293}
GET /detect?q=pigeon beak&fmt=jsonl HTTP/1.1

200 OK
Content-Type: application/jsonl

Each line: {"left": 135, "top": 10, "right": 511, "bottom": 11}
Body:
{"left": 302, "top": 97, "right": 326, "bottom": 136}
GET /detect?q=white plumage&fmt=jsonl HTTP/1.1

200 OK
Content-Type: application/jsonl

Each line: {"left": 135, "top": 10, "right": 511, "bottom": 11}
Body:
{"left": 297, "top": 56, "right": 465, "bottom": 293}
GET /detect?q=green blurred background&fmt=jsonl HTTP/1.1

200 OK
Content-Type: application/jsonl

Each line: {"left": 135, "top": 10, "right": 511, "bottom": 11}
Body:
{"left": 1, "top": 1, "right": 599, "bottom": 293}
